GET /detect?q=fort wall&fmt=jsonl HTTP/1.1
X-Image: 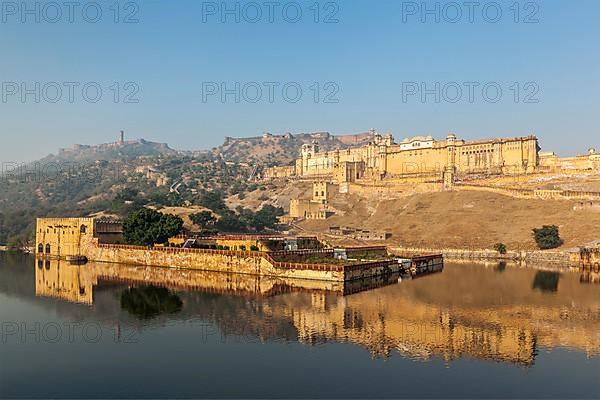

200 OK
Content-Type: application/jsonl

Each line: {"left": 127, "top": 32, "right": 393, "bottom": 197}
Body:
{"left": 389, "top": 246, "right": 587, "bottom": 268}
{"left": 539, "top": 152, "right": 600, "bottom": 171}
{"left": 455, "top": 183, "right": 600, "bottom": 201}
{"left": 263, "top": 165, "right": 296, "bottom": 179}
{"left": 35, "top": 218, "right": 403, "bottom": 282}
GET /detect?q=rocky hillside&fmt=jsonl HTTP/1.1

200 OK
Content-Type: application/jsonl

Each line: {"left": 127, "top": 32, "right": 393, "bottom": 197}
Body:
{"left": 35, "top": 138, "right": 180, "bottom": 165}
{"left": 214, "top": 131, "right": 374, "bottom": 166}
{"left": 0, "top": 138, "right": 254, "bottom": 244}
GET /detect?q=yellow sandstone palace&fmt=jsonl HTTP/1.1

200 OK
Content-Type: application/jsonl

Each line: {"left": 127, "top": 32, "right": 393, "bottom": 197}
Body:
{"left": 265, "top": 130, "right": 599, "bottom": 183}
{"left": 292, "top": 130, "right": 540, "bottom": 180}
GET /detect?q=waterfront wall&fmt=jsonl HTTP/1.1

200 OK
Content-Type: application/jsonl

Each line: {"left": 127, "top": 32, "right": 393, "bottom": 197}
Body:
{"left": 390, "top": 246, "right": 576, "bottom": 267}
{"left": 85, "top": 242, "right": 350, "bottom": 281}
{"left": 34, "top": 218, "right": 405, "bottom": 282}
{"left": 60, "top": 237, "right": 399, "bottom": 282}
{"left": 576, "top": 247, "right": 600, "bottom": 268}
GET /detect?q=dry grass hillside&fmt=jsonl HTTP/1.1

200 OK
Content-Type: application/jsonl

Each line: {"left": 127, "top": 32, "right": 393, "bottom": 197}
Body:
{"left": 226, "top": 180, "right": 312, "bottom": 212}
{"left": 467, "top": 172, "right": 600, "bottom": 192}
{"left": 299, "top": 190, "right": 600, "bottom": 251}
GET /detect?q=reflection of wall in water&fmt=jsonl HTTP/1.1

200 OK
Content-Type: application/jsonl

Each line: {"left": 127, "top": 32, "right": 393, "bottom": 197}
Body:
{"left": 33, "top": 260, "right": 600, "bottom": 365}
{"left": 35, "top": 259, "right": 95, "bottom": 304}
{"left": 580, "top": 270, "right": 600, "bottom": 284}
{"left": 34, "top": 260, "right": 407, "bottom": 306}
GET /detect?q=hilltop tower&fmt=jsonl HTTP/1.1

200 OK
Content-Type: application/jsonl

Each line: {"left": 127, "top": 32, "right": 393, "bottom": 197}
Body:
{"left": 119, "top": 130, "right": 125, "bottom": 144}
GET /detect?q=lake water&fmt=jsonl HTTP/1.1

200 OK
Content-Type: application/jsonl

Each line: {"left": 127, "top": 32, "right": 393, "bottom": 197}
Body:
{"left": 1, "top": 252, "right": 599, "bottom": 398}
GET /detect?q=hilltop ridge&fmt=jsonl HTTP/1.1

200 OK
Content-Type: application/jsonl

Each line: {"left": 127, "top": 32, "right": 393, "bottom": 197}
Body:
{"left": 36, "top": 138, "right": 180, "bottom": 165}
{"left": 215, "top": 131, "right": 375, "bottom": 166}
{"left": 25, "top": 130, "right": 375, "bottom": 167}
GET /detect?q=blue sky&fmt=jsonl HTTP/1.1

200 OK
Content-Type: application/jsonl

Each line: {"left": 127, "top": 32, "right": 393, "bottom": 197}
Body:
{"left": 1, "top": 0, "right": 599, "bottom": 162}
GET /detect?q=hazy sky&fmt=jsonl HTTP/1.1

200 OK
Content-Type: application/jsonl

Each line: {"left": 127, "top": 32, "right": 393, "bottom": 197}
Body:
{"left": 1, "top": 0, "right": 599, "bottom": 162}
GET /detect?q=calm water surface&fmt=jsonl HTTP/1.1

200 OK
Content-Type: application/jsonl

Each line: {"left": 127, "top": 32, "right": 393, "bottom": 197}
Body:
{"left": 1, "top": 253, "right": 599, "bottom": 398}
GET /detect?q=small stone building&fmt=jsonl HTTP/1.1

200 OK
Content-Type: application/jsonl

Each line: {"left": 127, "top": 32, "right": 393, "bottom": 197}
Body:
{"left": 289, "top": 181, "right": 336, "bottom": 220}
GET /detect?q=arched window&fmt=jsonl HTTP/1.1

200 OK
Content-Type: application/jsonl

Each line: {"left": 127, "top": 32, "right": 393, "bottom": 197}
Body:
{"left": 45, "top": 244, "right": 51, "bottom": 254}
{"left": 80, "top": 225, "right": 87, "bottom": 234}
{"left": 38, "top": 244, "right": 44, "bottom": 253}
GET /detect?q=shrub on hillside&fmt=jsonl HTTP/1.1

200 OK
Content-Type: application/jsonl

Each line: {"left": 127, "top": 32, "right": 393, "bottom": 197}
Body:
{"left": 532, "top": 225, "right": 563, "bottom": 250}
{"left": 493, "top": 243, "right": 507, "bottom": 254}
{"left": 189, "top": 211, "right": 216, "bottom": 228}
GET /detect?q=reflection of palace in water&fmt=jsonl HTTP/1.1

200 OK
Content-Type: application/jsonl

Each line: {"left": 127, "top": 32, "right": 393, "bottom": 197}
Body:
{"left": 36, "top": 259, "right": 600, "bottom": 366}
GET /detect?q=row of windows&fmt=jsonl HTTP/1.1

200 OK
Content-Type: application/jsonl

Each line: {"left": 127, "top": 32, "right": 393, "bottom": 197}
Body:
{"left": 39, "top": 225, "right": 87, "bottom": 234}
{"left": 462, "top": 150, "right": 494, "bottom": 155}
{"left": 464, "top": 145, "right": 493, "bottom": 150}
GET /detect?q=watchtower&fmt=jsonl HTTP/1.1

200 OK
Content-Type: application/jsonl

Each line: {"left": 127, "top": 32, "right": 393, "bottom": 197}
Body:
{"left": 313, "top": 181, "right": 333, "bottom": 204}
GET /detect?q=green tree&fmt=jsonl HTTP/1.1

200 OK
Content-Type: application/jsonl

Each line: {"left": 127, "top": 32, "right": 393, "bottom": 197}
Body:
{"left": 251, "top": 205, "right": 284, "bottom": 231}
{"left": 199, "top": 191, "right": 228, "bottom": 213}
{"left": 532, "top": 225, "right": 563, "bottom": 249}
{"left": 123, "top": 208, "right": 183, "bottom": 246}
{"left": 493, "top": 243, "right": 507, "bottom": 254}
{"left": 190, "top": 211, "right": 216, "bottom": 228}
{"left": 215, "top": 212, "right": 246, "bottom": 232}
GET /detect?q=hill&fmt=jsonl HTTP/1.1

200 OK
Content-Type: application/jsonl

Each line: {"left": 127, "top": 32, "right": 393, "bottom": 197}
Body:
{"left": 35, "top": 138, "right": 180, "bottom": 165}
{"left": 298, "top": 190, "right": 600, "bottom": 250}
{"left": 0, "top": 134, "right": 290, "bottom": 245}
{"left": 215, "top": 131, "right": 374, "bottom": 166}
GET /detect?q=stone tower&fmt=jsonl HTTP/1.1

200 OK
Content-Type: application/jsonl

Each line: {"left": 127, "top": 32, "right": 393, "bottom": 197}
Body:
{"left": 444, "top": 133, "right": 457, "bottom": 190}
{"left": 300, "top": 141, "right": 319, "bottom": 175}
